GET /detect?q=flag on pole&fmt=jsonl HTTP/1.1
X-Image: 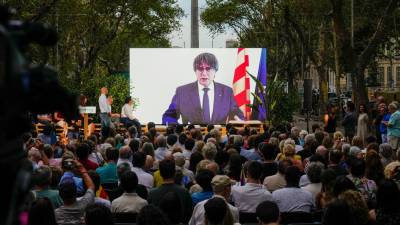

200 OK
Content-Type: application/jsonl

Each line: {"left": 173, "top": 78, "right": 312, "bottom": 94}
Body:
{"left": 252, "top": 48, "right": 267, "bottom": 121}
{"left": 233, "top": 48, "right": 251, "bottom": 120}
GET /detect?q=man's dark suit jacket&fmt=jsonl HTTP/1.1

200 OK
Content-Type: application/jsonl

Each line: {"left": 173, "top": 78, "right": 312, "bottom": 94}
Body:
{"left": 162, "top": 81, "right": 244, "bottom": 124}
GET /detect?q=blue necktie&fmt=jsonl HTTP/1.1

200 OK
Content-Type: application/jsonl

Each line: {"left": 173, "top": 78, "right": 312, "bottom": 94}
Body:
{"left": 203, "top": 87, "right": 210, "bottom": 123}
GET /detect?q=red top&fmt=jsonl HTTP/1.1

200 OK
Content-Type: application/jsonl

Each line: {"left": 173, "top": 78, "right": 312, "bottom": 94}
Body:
{"left": 79, "top": 159, "right": 99, "bottom": 170}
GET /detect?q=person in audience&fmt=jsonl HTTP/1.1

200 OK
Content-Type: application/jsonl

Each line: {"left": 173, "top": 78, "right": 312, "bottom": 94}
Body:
{"left": 374, "top": 179, "right": 400, "bottom": 225}
{"left": 85, "top": 203, "right": 115, "bottom": 225}
{"left": 155, "top": 135, "right": 171, "bottom": 161}
{"left": 117, "top": 145, "right": 133, "bottom": 168}
{"left": 338, "top": 190, "right": 370, "bottom": 225}
{"left": 136, "top": 205, "right": 171, "bottom": 225}
{"left": 272, "top": 166, "right": 314, "bottom": 213}
{"left": 121, "top": 96, "right": 142, "bottom": 135}
{"left": 111, "top": 171, "right": 147, "bottom": 213}
{"left": 240, "top": 135, "right": 263, "bottom": 161}
{"left": 132, "top": 151, "right": 154, "bottom": 189}
{"left": 342, "top": 101, "right": 357, "bottom": 142}
{"left": 204, "top": 197, "right": 237, "bottom": 225}
{"left": 327, "top": 150, "right": 348, "bottom": 176}
{"left": 148, "top": 159, "right": 193, "bottom": 223}
{"left": 203, "top": 142, "right": 218, "bottom": 161}
{"left": 387, "top": 102, "right": 400, "bottom": 151}
{"left": 264, "top": 159, "right": 293, "bottom": 192}
{"left": 76, "top": 143, "right": 98, "bottom": 170}
{"left": 365, "top": 150, "right": 384, "bottom": 185}
{"left": 183, "top": 138, "right": 195, "bottom": 160}
{"left": 322, "top": 199, "right": 355, "bottom": 225}
{"left": 28, "top": 198, "right": 57, "bottom": 225}
{"left": 315, "top": 169, "right": 337, "bottom": 210}
{"left": 189, "top": 175, "right": 239, "bottom": 225}
{"left": 88, "top": 170, "right": 111, "bottom": 208}
{"left": 256, "top": 201, "right": 280, "bottom": 225}
{"left": 60, "top": 157, "right": 85, "bottom": 196}
{"left": 224, "top": 153, "right": 242, "bottom": 182}
{"left": 379, "top": 143, "right": 394, "bottom": 168}
{"left": 191, "top": 169, "right": 215, "bottom": 204}
{"left": 346, "top": 158, "right": 377, "bottom": 205}
{"left": 31, "top": 166, "right": 63, "bottom": 209}
{"left": 159, "top": 192, "right": 184, "bottom": 225}
{"left": 231, "top": 161, "right": 273, "bottom": 213}
{"left": 96, "top": 147, "right": 119, "bottom": 184}
{"left": 301, "top": 161, "right": 324, "bottom": 198}
{"left": 174, "top": 152, "right": 195, "bottom": 186}
{"left": 259, "top": 143, "right": 278, "bottom": 181}
{"left": 42, "top": 144, "right": 61, "bottom": 167}
{"left": 55, "top": 160, "right": 95, "bottom": 225}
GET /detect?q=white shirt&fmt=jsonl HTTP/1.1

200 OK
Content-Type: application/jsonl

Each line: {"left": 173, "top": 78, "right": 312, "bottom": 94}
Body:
{"left": 117, "top": 158, "right": 133, "bottom": 169}
{"left": 198, "top": 82, "right": 214, "bottom": 120}
{"left": 131, "top": 167, "right": 154, "bottom": 189}
{"left": 301, "top": 183, "right": 322, "bottom": 198}
{"left": 111, "top": 192, "right": 147, "bottom": 213}
{"left": 189, "top": 195, "right": 239, "bottom": 225}
{"left": 231, "top": 183, "right": 273, "bottom": 213}
{"left": 99, "top": 94, "right": 110, "bottom": 113}
{"left": 121, "top": 103, "right": 135, "bottom": 120}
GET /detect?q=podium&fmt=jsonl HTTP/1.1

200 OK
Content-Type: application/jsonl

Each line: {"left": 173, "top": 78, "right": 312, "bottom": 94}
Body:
{"left": 79, "top": 106, "right": 96, "bottom": 139}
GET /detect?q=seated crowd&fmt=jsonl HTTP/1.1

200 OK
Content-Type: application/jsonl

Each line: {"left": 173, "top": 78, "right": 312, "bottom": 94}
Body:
{"left": 24, "top": 118, "right": 400, "bottom": 225}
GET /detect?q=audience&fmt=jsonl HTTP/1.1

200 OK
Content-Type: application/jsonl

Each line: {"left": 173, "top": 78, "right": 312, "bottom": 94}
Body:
{"left": 24, "top": 107, "right": 400, "bottom": 225}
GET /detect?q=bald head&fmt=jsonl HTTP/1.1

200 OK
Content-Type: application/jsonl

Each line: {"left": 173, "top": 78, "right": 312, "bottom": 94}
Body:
{"left": 119, "top": 145, "right": 132, "bottom": 160}
{"left": 316, "top": 145, "right": 328, "bottom": 157}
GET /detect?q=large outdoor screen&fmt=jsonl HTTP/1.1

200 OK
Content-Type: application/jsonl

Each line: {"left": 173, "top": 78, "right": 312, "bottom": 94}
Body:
{"left": 129, "top": 48, "right": 266, "bottom": 124}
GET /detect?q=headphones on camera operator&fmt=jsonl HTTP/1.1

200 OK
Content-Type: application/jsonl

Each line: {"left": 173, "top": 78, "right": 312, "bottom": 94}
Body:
{"left": 0, "top": 5, "right": 78, "bottom": 225}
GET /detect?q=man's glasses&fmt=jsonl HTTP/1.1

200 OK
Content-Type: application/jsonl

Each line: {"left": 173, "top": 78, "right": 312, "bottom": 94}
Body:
{"left": 196, "top": 66, "right": 213, "bottom": 72}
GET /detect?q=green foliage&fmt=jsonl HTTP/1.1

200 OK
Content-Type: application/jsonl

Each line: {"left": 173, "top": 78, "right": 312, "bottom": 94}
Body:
{"left": 248, "top": 72, "right": 299, "bottom": 125}
{"left": 6, "top": 0, "right": 183, "bottom": 109}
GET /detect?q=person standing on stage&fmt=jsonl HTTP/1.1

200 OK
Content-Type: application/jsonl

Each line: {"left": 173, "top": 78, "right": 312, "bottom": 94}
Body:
{"left": 99, "top": 87, "right": 111, "bottom": 138}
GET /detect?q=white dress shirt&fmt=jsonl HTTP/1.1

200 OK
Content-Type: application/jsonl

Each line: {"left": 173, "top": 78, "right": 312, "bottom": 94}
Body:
{"left": 111, "top": 192, "right": 147, "bottom": 213}
{"left": 121, "top": 103, "right": 135, "bottom": 120}
{"left": 131, "top": 167, "right": 154, "bottom": 189}
{"left": 198, "top": 82, "right": 214, "bottom": 119}
{"left": 231, "top": 183, "right": 273, "bottom": 213}
{"left": 189, "top": 195, "right": 239, "bottom": 225}
{"left": 98, "top": 94, "right": 110, "bottom": 113}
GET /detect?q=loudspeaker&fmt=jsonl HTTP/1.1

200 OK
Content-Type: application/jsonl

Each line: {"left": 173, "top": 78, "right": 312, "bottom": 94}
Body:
{"left": 303, "top": 79, "right": 312, "bottom": 111}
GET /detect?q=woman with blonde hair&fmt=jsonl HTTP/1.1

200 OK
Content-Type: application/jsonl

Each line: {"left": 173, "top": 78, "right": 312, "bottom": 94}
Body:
{"left": 276, "top": 144, "right": 303, "bottom": 171}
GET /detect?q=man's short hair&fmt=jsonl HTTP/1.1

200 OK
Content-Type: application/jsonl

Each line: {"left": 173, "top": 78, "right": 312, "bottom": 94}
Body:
{"left": 278, "top": 159, "right": 293, "bottom": 174}
{"left": 178, "top": 133, "right": 187, "bottom": 145}
{"left": 259, "top": 143, "right": 277, "bottom": 160}
{"left": 193, "top": 52, "right": 219, "bottom": 71}
{"left": 129, "top": 138, "right": 140, "bottom": 152}
{"left": 156, "top": 135, "right": 167, "bottom": 148}
{"left": 128, "top": 126, "right": 138, "bottom": 138}
{"left": 204, "top": 197, "right": 227, "bottom": 225}
{"left": 159, "top": 159, "right": 176, "bottom": 179}
{"left": 59, "top": 178, "right": 77, "bottom": 200}
{"left": 105, "top": 147, "right": 119, "bottom": 161}
{"left": 195, "top": 169, "right": 214, "bottom": 191}
{"left": 117, "top": 162, "right": 131, "bottom": 178}
{"left": 256, "top": 201, "right": 280, "bottom": 224}
{"left": 247, "top": 161, "right": 263, "bottom": 180}
{"left": 85, "top": 203, "right": 114, "bottom": 225}
{"left": 329, "top": 150, "right": 343, "bottom": 164}
{"left": 120, "top": 171, "right": 138, "bottom": 193}
{"left": 132, "top": 151, "right": 146, "bottom": 168}
{"left": 306, "top": 162, "right": 325, "bottom": 183}
{"left": 32, "top": 166, "right": 52, "bottom": 187}
{"left": 185, "top": 138, "right": 195, "bottom": 151}
{"left": 167, "top": 134, "right": 178, "bottom": 146}
{"left": 285, "top": 166, "right": 302, "bottom": 186}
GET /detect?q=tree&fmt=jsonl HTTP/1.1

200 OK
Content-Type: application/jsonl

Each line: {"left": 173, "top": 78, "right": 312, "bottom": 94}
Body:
{"left": 7, "top": 0, "right": 183, "bottom": 111}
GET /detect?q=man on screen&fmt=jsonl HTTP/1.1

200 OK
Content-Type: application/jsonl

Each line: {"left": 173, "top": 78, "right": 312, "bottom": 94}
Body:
{"left": 162, "top": 52, "right": 244, "bottom": 124}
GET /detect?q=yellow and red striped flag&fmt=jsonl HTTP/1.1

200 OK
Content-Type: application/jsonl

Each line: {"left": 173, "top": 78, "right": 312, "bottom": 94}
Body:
{"left": 233, "top": 48, "right": 251, "bottom": 120}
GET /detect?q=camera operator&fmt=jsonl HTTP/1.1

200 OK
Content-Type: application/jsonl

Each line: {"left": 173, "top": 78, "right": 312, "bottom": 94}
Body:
{"left": 55, "top": 160, "right": 95, "bottom": 225}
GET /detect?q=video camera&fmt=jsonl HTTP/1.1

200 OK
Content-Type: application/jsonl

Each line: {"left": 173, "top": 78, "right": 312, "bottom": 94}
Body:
{"left": 0, "top": 5, "right": 78, "bottom": 225}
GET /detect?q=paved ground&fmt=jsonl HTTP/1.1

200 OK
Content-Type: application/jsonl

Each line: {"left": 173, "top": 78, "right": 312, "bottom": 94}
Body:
{"left": 292, "top": 113, "right": 345, "bottom": 133}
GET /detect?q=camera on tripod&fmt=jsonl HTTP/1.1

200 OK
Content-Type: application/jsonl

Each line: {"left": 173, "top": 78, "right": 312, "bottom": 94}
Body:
{"left": 0, "top": 5, "right": 79, "bottom": 225}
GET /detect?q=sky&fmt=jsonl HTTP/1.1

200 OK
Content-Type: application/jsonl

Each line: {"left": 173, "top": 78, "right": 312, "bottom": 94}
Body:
{"left": 169, "top": 0, "right": 237, "bottom": 48}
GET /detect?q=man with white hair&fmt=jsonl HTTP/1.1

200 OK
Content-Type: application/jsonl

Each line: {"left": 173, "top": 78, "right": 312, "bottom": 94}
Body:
{"left": 387, "top": 102, "right": 400, "bottom": 151}
{"left": 202, "top": 142, "right": 218, "bottom": 161}
{"left": 174, "top": 152, "right": 195, "bottom": 185}
{"left": 117, "top": 145, "right": 133, "bottom": 168}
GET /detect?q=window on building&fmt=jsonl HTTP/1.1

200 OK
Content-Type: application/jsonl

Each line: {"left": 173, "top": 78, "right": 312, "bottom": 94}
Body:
{"left": 388, "top": 66, "right": 393, "bottom": 87}
{"left": 378, "top": 66, "right": 384, "bottom": 85}
{"left": 397, "top": 66, "right": 400, "bottom": 86}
